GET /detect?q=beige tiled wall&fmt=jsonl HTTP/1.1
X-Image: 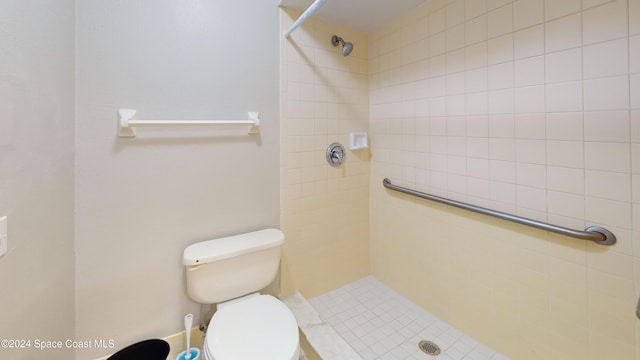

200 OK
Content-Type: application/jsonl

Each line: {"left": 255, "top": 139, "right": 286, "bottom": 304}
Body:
{"left": 279, "top": 10, "right": 371, "bottom": 298}
{"left": 369, "top": 0, "right": 640, "bottom": 359}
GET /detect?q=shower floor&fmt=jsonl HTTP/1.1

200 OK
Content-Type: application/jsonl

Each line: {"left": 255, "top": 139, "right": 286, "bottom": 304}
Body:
{"left": 309, "top": 276, "right": 510, "bottom": 360}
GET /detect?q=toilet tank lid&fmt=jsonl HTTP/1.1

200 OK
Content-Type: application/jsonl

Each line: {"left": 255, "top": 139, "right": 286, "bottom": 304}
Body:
{"left": 183, "top": 228, "right": 284, "bottom": 266}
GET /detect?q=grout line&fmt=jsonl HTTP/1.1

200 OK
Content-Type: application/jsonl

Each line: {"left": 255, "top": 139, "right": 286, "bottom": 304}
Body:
{"left": 624, "top": 0, "right": 639, "bottom": 356}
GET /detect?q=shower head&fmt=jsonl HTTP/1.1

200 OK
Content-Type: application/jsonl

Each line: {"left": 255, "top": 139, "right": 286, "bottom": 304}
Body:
{"left": 342, "top": 41, "right": 354, "bottom": 56}
{"left": 332, "top": 35, "right": 354, "bottom": 56}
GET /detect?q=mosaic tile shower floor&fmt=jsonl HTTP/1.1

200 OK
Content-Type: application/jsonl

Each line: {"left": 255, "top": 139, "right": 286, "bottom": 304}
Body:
{"left": 309, "top": 276, "right": 510, "bottom": 360}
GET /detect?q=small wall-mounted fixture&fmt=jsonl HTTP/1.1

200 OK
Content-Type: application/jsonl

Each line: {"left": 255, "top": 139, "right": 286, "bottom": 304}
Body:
{"left": 349, "top": 132, "right": 368, "bottom": 150}
{"left": 326, "top": 142, "right": 346, "bottom": 166}
{"left": 331, "top": 35, "right": 354, "bottom": 56}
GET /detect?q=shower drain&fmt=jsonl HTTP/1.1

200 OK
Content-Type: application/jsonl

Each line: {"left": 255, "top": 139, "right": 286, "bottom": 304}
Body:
{"left": 418, "top": 340, "right": 441, "bottom": 356}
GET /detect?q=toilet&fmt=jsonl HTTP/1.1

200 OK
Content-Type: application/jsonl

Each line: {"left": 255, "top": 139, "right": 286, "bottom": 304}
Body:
{"left": 183, "top": 228, "right": 299, "bottom": 360}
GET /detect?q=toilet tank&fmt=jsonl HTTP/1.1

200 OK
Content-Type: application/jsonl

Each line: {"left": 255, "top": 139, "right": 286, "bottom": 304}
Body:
{"left": 183, "top": 228, "right": 284, "bottom": 304}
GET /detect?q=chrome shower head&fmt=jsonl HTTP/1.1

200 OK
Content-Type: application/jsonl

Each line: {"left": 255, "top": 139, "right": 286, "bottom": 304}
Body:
{"left": 332, "top": 35, "right": 354, "bottom": 56}
{"left": 342, "top": 41, "right": 354, "bottom": 56}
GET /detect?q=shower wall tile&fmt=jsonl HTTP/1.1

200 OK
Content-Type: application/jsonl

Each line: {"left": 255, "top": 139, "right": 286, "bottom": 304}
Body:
{"left": 488, "top": 0, "right": 511, "bottom": 12}
{"left": 488, "top": 62, "right": 514, "bottom": 90}
{"left": 430, "top": 8, "right": 446, "bottom": 35}
{"left": 583, "top": 38, "right": 628, "bottom": 79}
{"left": 465, "top": 15, "right": 488, "bottom": 45}
{"left": 582, "top": 0, "right": 628, "bottom": 44}
{"left": 584, "top": 110, "right": 630, "bottom": 142}
{"left": 446, "top": 0, "right": 465, "bottom": 28}
{"left": 585, "top": 170, "right": 631, "bottom": 202}
{"left": 546, "top": 112, "right": 583, "bottom": 141}
{"left": 548, "top": 191, "right": 585, "bottom": 219}
{"left": 465, "top": 67, "right": 487, "bottom": 92}
{"left": 632, "top": 0, "right": 640, "bottom": 34}
{"left": 514, "top": 86, "right": 545, "bottom": 113}
{"left": 487, "top": 4, "right": 513, "bottom": 39}
{"left": 547, "top": 166, "right": 585, "bottom": 194}
{"left": 514, "top": 56, "right": 545, "bottom": 87}
{"left": 515, "top": 113, "right": 545, "bottom": 139}
{"left": 514, "top": 25, "right": 545, "bottom": 59}
{"left": 545, "top": 81, "right": 583, "bottom": 112}
{"left": 545, "top": 48, "right": 582, "bottom": 84}
{"left": 517, "top": 163, "right": 546, "bottom": 188}
{"left": 584, "top": 142, "right": 630, "bottom": 172}
{"left": 513, "top": 0, "right": 544, "bottom": 30}
{"left": 583, "top": 0, "right": 617, "bottom": 9}
{"left": 465, "top": 0, "right": 486, "bottom": 20}
{"left": 631, "top": 74, "right": 640, "bottom": 108}
{"left": 280, "top": 10, "right": 370, "bottom": 298}
{"left": 544, "top": 14, "right": 582, "bottom": 53}
{"left": 487, "top": 34, "right": 514, "bottom": 64}
{"left": 369, "top": 0, "right": 637, "bottom": 358}
{"left": 446, "top": 24, "right": 465, "bottom": 51}
{"left": 515, "top": 139, "right": 546, "bottom": 164}
{"left": 583, "top": 76, "right": 629, "bottom": 111}
{"left": 545, "top": 0, "right": 581, "bottom": 20}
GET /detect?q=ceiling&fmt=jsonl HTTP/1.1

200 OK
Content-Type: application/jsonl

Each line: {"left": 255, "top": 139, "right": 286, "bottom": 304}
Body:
{"left": 277, "top": 0, "right": 431, "bottom": 34}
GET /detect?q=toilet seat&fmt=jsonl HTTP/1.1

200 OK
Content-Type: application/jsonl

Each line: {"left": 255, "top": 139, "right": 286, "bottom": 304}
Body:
{"left": 204, "top": 294, "right": 299, "bottom": 360}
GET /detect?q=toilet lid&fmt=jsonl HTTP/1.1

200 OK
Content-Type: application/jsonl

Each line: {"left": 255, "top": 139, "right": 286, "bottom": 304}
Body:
{"left": 207, "top": 295, "right": 299, "bottom": 360}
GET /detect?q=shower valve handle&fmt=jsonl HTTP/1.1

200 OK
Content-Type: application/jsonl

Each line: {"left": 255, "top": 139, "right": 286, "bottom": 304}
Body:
{"left": 326, "top": 142, "right": 346, "bottom": 166}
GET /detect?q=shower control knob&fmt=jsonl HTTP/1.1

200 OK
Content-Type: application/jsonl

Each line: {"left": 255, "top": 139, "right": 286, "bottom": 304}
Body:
{"left": 326, "top": 142, "right": 346, "bottom": 167}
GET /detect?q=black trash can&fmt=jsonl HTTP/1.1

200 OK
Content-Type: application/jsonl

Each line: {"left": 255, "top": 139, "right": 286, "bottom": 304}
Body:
{"left": 107, "top": 339, "right": 170, "bottom": 360}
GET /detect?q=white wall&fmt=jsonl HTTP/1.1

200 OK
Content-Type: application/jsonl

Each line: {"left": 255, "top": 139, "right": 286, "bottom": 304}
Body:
{"left": 75, "top": 1, "right": 280, "bottom": 358}
{"left": 0, "top": 1, "right": 76, "bottom": 359}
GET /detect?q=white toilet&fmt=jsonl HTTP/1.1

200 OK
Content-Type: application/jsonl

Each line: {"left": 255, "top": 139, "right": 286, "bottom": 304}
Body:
{"left": 183, "top": 228, "right": 300, "bottom": 360}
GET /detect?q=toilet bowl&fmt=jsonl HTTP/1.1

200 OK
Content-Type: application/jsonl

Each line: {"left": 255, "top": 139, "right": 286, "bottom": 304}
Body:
{"left": 202, "top": 293, "right": 299, "bottom": 360}
{"left": 183, "top": 229, "right": 300, "bottom": 360}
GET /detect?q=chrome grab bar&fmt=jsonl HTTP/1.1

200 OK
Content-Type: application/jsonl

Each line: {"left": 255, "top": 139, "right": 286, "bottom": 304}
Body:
{"left": 382, "top": 178, "right": 616, "bottom": 246}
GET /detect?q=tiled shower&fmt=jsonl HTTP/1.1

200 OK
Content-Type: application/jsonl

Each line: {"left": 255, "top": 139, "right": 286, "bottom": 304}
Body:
{"left": 281, "top": 0, "right": 640, "bottom": 359}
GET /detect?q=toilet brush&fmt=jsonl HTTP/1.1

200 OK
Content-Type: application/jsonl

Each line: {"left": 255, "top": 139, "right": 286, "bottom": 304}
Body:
{"left": 185, "top": 314, "right": 193, "bottom": 360}
{"left": 177, "top": 314, "right": 200, "bottom": 360}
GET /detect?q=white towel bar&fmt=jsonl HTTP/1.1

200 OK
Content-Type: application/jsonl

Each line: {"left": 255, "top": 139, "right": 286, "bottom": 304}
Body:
{"left": 118, "top": 109, "right": 260, "bottom": 137}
